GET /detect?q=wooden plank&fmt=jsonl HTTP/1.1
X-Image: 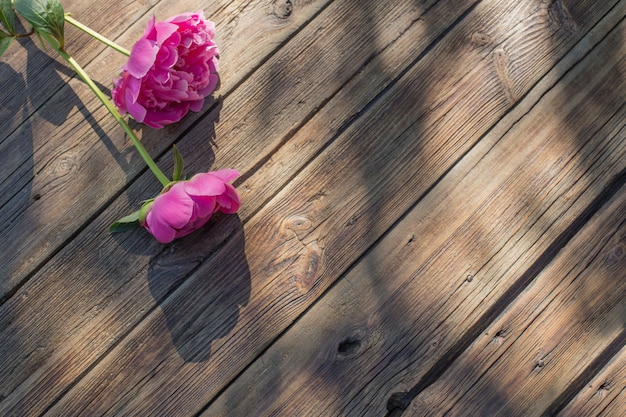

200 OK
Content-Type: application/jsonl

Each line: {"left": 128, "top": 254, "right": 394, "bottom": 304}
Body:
{"left": 557, "top": 346, "right": 626, "bottom": 417}
{"left": 36, "top": 1, "right": 625, "bottom": 416}
{"left": 203, "top": 11, "right": 626, "bottom": 416}
{"left": 0, "top": 0, "right": 482, "bottom": 415}
{"left": 0, "top": 0, "right": 332, "bottom": 297}
{"left": 408, "top": 191, "right": 626, "bottom": 416}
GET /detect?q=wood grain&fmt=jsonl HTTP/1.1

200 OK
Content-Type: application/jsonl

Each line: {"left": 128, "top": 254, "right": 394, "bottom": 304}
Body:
{"left": 0, "top": 0, "right": 480, "bottom": 415}
{"left": 204, "top": 9, "right": 626, "bottom": 416}
{"left": 0, "top": 0, "right": 331, "bottom": 298}
{"left": 408, "top": 186, "right": 625, "bottom": 416}
{"left": 0, "top": 0, "right": 622, "bottom": 415}
{"left": 557, "top": 345, "right": 625, "bottom": 417}
{"left": 36, "top": 0, "right": 624, "bottom": 416}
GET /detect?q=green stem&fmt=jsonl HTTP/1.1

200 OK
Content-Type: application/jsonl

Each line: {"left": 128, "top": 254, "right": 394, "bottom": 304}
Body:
{"left": 64, "top": 14, "right": 130, "bottom": 56}
{"left": 57, "top": 49, "right": 170, "bottom": 187}
{"left": 14, "top": 29, "right": 35, "bottom": 38}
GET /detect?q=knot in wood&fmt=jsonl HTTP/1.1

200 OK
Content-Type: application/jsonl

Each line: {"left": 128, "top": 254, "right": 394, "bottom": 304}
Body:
{"left": 387, "top": 391, "right": 411, "bottom": 411}
{"left": 282, "top": 215, "right": 313, "bottom": 234}
{"left": 346, "top": 216, "right": 358, "bottom": 226}
{"left": 548, "top": 0, "right": 576, "bottom": 33}
{"left": 272, "top": 0, "right": 293, "bottom": 19}
{"left": 55, "top": 153, "right": 77, "bottom": 176}
{"left": 493, "top": 48, "right": 517, "bottom": 104}
{"left": 604, "top": 244, "right": 624, "bottom": 268}
{"left": 337, "top": 336, "right": 361, "bottom": 355}
{"left": 335, "top": 326, "right": 372, "bottom": 360}
{"left": 471, "top": 32, "right": 491, "bottom": 47}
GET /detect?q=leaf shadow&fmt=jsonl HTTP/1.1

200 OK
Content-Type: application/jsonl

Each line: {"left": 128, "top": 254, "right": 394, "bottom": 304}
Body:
{"left": 16, "top": 32, "right": 133, "bottom": 173}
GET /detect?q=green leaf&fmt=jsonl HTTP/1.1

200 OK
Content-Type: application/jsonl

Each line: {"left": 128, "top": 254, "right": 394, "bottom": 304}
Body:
{"left": 14, "top": 0, "right": 65, "bottom": 49}
{"left": 138, "top": 200, "right": 154, "bottom": 224}
{"left": 0, "top": 0, "right": 15, "bottom": 34}
{"left": 0, "top": 35, "right": 10, "bottom": 56}
{"left": 34, "top": 29, "right": 46, "bottom": 49}
{"left": 172, "top": 144, "right": 184, "bottom": 181}
{"left": 110, "top": 210, "right": 140, "bottom": 233}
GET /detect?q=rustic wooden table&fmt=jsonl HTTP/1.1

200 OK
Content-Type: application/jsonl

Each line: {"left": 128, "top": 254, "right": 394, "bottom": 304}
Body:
{"left": 1, "top": 0, "right": 624, "bottom": 416}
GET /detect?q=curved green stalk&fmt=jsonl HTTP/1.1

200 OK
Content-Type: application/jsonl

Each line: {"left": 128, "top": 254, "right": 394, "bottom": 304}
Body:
{"left": 64, "top": 14, "right": 130, "bottom": 56}
{"left": 57, "top": 49, "right": 170, "bottom": 187}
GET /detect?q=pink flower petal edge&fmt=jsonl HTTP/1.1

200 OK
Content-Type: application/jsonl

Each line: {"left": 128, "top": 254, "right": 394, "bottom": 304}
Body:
{"left": 112, "top": 11, "right": 220, "bottom": 129}
{"left": 142, "top": 170, "right": 240, "bottom": 243}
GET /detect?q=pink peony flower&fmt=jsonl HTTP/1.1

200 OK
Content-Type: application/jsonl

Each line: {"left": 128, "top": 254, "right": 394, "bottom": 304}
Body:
{"left": 112, "top": 12, "right": 219, "bottom": 128}
{"left": 142, "top": 169, "right": 240, "bottom": 243}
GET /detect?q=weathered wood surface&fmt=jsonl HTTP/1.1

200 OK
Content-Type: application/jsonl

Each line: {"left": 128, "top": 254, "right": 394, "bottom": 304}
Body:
{"left": 206, "top": 5, "right": 626, "bottom": 415}
{"left": 557, "top": 345, "right": 626, "bottom": 416}
{"left": 0, "top": 0, "right": 331, "bottom": 297}
{"left": 406, "top": 184, "right": 626, "bottom": 416}
{"left": 0, "top": 0, "right": 624, "bottom": 416}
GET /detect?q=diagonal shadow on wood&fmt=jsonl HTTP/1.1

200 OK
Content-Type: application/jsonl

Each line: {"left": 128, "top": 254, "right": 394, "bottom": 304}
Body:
{"left": 0, "top": 31, "right": 135, "bottom": 298}
{"left": 204, "top": 0, "right": 625, "bottom": 415}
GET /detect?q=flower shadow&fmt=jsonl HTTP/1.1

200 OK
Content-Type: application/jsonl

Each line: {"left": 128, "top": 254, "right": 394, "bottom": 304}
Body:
{"left": 147, "top": 213, "right": 251, "bottom": 362}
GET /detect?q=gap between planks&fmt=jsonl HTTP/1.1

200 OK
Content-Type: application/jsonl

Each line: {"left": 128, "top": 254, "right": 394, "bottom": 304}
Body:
{"left": 1, "top": 0, "right": 620, "bottom": 412}
{"left": 0, "top": 0, "right": 478, "bottom": 415}
{"left": 39, "top": 0, "right": 624, "bottom": 412}
{"left": 204, "top": 4, "right": 626, "bottom": 416}
{"left": 0, "top": 0, "right": 333, "bottom": 300}
{"left": 406, "top": 184, "right": 625, "bottom": 416}
{"left": 73, "top": 2, "right": 624, "bottom": 416}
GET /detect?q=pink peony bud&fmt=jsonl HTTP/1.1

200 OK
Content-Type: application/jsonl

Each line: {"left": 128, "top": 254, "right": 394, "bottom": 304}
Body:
{"left": 142, "top": 169, "right": 240, "bottom": 243}
{"left": 112, "top": 12, "right": 219, "bottom": 128}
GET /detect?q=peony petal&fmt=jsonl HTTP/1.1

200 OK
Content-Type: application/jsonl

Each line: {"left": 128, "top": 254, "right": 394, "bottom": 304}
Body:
{"left": 154, "top": 21, "right": 179, "bottom": 45}
{"left": 111, "top": 74, "right": 128, "bottom": 113}
{"left": 142, "top": 15, "right": 156, "bottom": 37}
{"left": 157, "top": 43, "right": 179, "bottom": 68}
{"left": 150, "top": 183, "right": 194, "bottom": 228}
{"left": 144, "top": 210, "right": 177, "bottom": 243}
{"left": 125, "top": 76, "right": 142, "bottom": 102}
{"left": 125, "top": 88, "right": 147, "bottom": 123}
{"left": 184, "top": 172, "right": 226, "bottom": 196}
{"left": 216, "top": 183, "right": 241, "bottom": 214}
{"left": 198, "top": 73, "right": 219, "bottom": 97}
{"left": 173, "top": 213, "right": 212, "bottom": 239}
{"left": 126, "top": 38, "right": 159, "bottom": 78}
{"left": 143, "top": 107, "right": 187, "bottom": 128}
{"left": 165, "top": 12, "right": 196, "bottom": 24}
{"left": 204, "top": 20, "right": 216, "bottom": 38}
{"left": 209, "top": 169, "right": 239, "bottom": 182}
{"left": 190, "top": 195, "right": 217, "bottom": 218}
{"left": 188, "top": 98, "right": 204, "bottom": 112}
